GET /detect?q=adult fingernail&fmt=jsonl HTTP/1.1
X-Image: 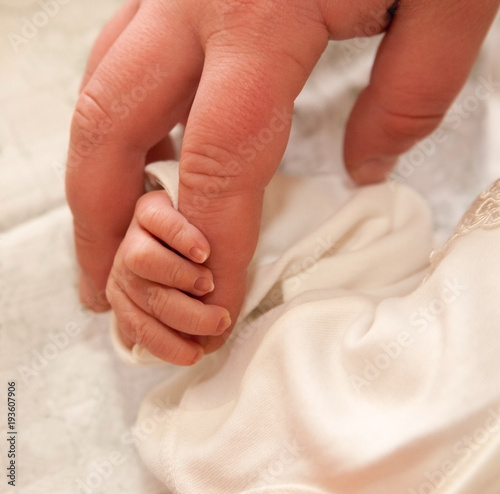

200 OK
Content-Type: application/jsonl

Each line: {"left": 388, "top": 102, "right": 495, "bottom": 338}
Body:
{"left": 194, "top": 277, "right": 214, "bottom": 294}
{"left": 190, "top": 247, "right": 208, "bottom": 263}
{"left": 351, "top": 157, "right": 396, "bottom": 184}
{"left": 216, "top": 314, "right": 232, "bottom": 334}
{"left": 79, "top": 273, "right": 110, "bottom": 312}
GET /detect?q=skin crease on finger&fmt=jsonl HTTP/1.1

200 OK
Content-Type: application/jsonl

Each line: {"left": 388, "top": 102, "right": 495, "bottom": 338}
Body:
{"left": 188, "top": 0, "right": 498, "bottom": 355}
{"left": 173, "top": 1, "right": 334, "bottom": 356}
{"left": 107, "top": 195, "right": 229, "bottom": 335}
{"left": 68, "top": 0, "right": 206, "bottom": 313}
{"left": 171, "top": 0, "right": 409, "bottom": 352}
{"left": 67, "top": 0, "right": 500, "bottom": 364}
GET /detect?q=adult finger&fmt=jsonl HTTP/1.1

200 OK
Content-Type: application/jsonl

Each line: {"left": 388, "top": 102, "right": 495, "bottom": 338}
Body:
{"left": 80, "top": 0, "right": 140, "bottom": 92}
{"left": 177, "top": 3, "right": 330, "bottom": 352}
{"left": 344, "top": 0, "right": 500, "bottom": 184}
{"left": 66, "top": 1, "right": 204, "bottom": 311}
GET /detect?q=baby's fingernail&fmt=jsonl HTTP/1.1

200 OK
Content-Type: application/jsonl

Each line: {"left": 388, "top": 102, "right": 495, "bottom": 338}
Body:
{"left": 189, "top": 247, "right": 208, "bottom": 263}
{"left": 194, "top": 277, "right": 214, "bottom": 294}
{"left": 216, "top": 314, "right": 232, "bottom": 334}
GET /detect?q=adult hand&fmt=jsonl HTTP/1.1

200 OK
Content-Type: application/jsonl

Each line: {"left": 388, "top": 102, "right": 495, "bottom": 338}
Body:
{"left": 66, "top": 0, "right": 500, "bottom": 353}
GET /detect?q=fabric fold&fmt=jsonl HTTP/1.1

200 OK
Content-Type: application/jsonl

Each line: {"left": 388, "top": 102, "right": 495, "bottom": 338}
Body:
{"left": 110, "top": 161, "right": 500, "bottom": 493}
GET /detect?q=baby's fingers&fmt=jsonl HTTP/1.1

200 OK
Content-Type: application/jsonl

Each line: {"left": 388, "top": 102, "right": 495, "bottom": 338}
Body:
{"left": 108, "top": 269, "right": 231, "bottom": 337}
{"left": 121, "top": 216, "right": 214, "bottom": 297}
{"left": 135, "top": 190, "right": 210, "bottom": 264}
{"left": 110, "top": 284, "right": 204, "bottom": 366}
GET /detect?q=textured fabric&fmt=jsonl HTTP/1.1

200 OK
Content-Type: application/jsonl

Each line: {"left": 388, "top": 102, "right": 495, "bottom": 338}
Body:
{"left": 111, "top": 161, "right": 500, "bottom": 493}
{"left": 2, "top": 5, "right": 500, "bottom": 492}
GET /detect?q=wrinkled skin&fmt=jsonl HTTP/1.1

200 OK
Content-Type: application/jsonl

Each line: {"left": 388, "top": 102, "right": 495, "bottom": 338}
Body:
{"left": 66, "top": 0, "right": 500, "bottom": 364}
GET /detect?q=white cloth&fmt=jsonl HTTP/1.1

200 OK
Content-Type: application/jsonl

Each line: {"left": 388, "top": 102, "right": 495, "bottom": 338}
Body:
{"left": 111, "top": 161, "right": 500, "bottom": 493}
{"left": 2, "top": 5, "right": 500, "bottom": 493}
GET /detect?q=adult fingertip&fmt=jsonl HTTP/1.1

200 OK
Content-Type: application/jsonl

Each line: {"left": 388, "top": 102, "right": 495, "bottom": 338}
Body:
{"left": 79, "top": 273, "right": 111, "bottom": 312}
{"left": 190, "top": 347, "right": 205, "bottom": 365}
{"left": 348, "top": 156, "right": 397, "bottom": 185}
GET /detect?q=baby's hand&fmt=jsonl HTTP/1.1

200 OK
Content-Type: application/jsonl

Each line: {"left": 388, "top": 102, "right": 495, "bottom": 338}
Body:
{"left": 106, "top": 190, "right": 231, "bottom": 365}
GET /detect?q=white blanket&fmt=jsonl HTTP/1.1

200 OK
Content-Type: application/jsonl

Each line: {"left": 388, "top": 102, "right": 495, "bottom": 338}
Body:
{"left": 2, "top": 2, "right": 500, "bottom": 492}
{"left": 112, "top": 162, "right": 500, "bottom": 494}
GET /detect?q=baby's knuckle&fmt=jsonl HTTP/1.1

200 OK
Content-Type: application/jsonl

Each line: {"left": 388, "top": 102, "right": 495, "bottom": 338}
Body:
{"left": 122, "top": 244, "right": 145, "bottom": 275}
{"left": 122, "top": 249, "right": 137, "bottom": 274}
{"left": 186, "top": 303, "right": 214, "bottom": 334}
{"left": 135, "top": 195, "right": 170, "bottom": 234}
{"left": 105, "top": 276, "right": 118, "bottom": 306}
{"left": 128, "top": 315, "right": 154, "bottom": 348}
{"left": 134, "top": 194, "right": 148, "bottom": 216}
{"left": 161, "top": 343, "right": 183, "bottom": 364}
{"left": 166, "top": 259, "right": 184, "bottom": 285}
{"left": 146, "top": 286, "right": 170, "bottom": 319}
{"left": 134, "top": 194, "right": 157, "bottom": 225}
{"left": 105, "top": 269, "right": 129, "bottom": 307}
{"left": 136, "top": 195, "right": 184, "bottom": 243}
{"left": 167, "top": 217, "right": 187, "bottom": 247}
{"left": 184, "top": 310, "right": 201, "bottom": 334}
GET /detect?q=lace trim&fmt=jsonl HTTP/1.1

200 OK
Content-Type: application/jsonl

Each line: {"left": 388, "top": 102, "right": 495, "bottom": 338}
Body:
{"left": 427, "top": 179, "right": 500, "bottom": 276}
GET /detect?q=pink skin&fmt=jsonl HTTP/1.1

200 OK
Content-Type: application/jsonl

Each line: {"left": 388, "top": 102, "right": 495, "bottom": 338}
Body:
{"left": 107, "top": 190, "right": 231, "bottom": 365}
{"left": 66, "top": 0, "right": 500, "bottom": 363}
